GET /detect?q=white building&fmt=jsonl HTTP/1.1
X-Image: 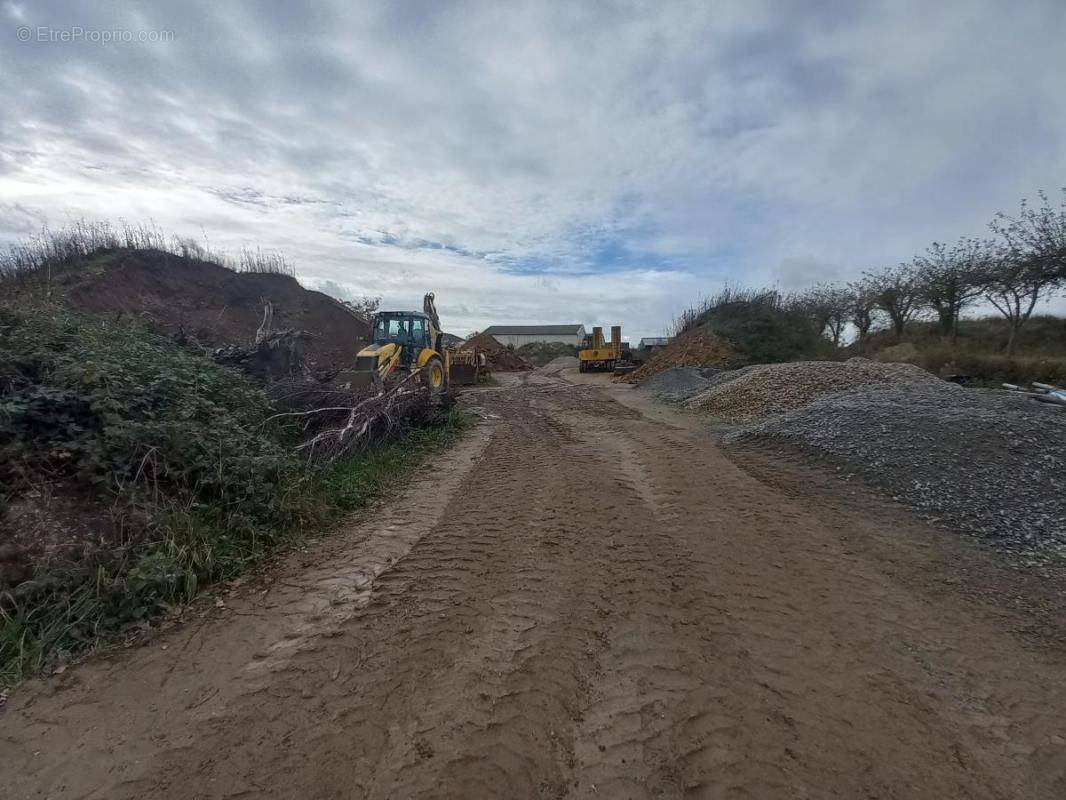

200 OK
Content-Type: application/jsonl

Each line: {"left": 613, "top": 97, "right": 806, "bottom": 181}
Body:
{"left": 482, "top": 324, "right": 587, "bottom": 348}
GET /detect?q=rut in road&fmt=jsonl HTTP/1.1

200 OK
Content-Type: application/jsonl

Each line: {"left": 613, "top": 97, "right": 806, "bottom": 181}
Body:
{"left": 2, "top": 375, "right": 1065, "bottom": 799}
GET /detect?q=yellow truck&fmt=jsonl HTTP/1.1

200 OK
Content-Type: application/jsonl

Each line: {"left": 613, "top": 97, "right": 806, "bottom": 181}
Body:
{"left": 578, "top": 325, "right": 622, "bottom": 373}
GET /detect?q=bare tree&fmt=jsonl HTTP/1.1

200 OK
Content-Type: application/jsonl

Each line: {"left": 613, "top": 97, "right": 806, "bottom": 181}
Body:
{"left": 342, "top": 295, "right": 382, "bottom": 322}
{"left": 847, "top": 280, "right": 880, "bottom": 354}
{"left": 991, "top": 189, "right": 1066, "bottom": 281}
{"left": 984, "top": 191, "right": 1066, "bottom": 356}
{"left": 982, "top": 245, "right": 1055, "bottom": 357}
{"left": 912, "top": 238, "right": 989, "bottom": 344}
{"left": 865, "top": 264, "right": 922, "bottom": 342}
{"left": 801, "top": 284, "right": 850, "bottom": 348}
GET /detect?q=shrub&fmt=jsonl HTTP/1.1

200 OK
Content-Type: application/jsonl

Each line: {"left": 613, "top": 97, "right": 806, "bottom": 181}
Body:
{"left": 679, "top": 287, "right": 830, "bottom": 364}
{"left": 0, "top": 305, "right": 465, "bottom": 683}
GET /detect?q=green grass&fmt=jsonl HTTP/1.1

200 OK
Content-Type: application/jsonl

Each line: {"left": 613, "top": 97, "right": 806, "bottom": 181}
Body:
{"left": 0, "top": 306, "right": 469, "bottom": 686}
{"left": 0, "top": 408, "right": 467, "bottom": 687}
{"left": 865, "top": 315, "right": 1066, "bottom": 358}
{"left": 320, "top": 407, "right": 468, "bottom": 513}
{"left": 862, "top": 315, "right": 1066, "bottom": 385}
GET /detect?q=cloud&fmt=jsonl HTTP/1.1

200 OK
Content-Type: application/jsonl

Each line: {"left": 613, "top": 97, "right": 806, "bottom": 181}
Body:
{"left": 1, "top": 0, "right": 1065, "bottom": 336}
{"left": 773, "top": 256, "right": 842, "bottom": 292}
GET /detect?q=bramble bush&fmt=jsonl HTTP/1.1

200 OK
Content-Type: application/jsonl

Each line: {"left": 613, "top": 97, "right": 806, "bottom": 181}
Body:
{"left": 0, "top": 306, "right": 465, "bottom": 683}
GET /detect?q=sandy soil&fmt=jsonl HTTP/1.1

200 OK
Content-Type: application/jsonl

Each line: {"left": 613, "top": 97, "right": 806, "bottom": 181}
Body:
{"left": 2, "top": 373, "right": 1065, "bottom": 799}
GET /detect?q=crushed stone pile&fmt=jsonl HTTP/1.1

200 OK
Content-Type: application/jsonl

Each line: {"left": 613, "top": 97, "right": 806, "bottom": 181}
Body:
{"left": 620, "top": 325, "right": 734, "bottom": 384}
{"left": 539, "top": 355, "right": 580, "bottom": 375}
{"left": 635, "top": 366, "right": 722, "bottom": 402}
{"left": 459, "top": 332, "right": 533, "bottom": 371}
{"left": 683, "top": 358, "right": 940, "bottom": 421}
{"left": 637, "top": 365, "right": 771, "bottom": 403}
{"left": 731, "top": 383, "right": 1066, "bottom": 563}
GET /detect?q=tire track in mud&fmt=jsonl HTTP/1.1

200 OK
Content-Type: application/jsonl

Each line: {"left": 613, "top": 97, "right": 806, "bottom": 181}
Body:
{"left": 565, "top": 409, "right": 1066, "bottom": 799}
{"left": 2, "top": 376, "right": 1065, "bottom": 799}
{"left": 127, "top": 384, "right": 666, "bottom": 799}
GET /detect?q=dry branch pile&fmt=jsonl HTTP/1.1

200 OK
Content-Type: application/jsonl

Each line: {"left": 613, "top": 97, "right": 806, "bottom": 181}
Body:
{"left": 213, "top": 329, "right": 313, "bottom": 383}
{"left": 268, "top": 371, "right": 450, "bottom": 462}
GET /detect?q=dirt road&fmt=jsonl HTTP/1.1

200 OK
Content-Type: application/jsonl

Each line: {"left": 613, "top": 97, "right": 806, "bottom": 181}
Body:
{"left": 3, "top": 373, "right": 1066, "bottom": 799}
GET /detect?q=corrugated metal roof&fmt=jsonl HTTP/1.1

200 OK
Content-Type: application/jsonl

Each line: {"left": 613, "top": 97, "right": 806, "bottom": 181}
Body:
{"left": 482, "top": 325, "right": 585, "bottom": 335}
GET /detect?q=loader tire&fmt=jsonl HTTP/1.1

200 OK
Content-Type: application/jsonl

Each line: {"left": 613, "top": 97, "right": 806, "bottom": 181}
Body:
{"left": 423, "top": 356, "right": 446, "bottom": 392}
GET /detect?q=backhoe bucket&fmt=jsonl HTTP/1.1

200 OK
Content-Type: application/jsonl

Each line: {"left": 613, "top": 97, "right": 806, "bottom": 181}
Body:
{"left": 334, "top": 369, "right": 380, "bottom": 393}
{"left": 449, "top": 362, "right": 478, "bottom": 386}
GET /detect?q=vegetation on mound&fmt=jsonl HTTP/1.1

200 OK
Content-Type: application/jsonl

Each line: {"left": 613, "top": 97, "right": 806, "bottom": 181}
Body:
{"left": 0, "top": 307, "right": 465, "bottom": 685}
{"left": 0, "top": 219, "right": 294, "bottom": 286}
{"left": 629, "top": 287, "right": 827, "bottom": 384}
{"left": 678, "top": 287, "right": 832, "bottom": 365}
{"left": 0, "top": 221, "right": 372, "bottom": 376}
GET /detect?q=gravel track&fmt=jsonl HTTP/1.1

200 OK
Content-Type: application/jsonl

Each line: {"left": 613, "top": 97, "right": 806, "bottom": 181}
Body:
{"left": 2, "top": 375, "right": 1065, "bottom": 799}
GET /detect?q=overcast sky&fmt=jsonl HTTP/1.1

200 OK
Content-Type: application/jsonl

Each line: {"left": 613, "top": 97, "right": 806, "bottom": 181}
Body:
{"left": 2, "top": 1, "right": 1065, "bottom": 338}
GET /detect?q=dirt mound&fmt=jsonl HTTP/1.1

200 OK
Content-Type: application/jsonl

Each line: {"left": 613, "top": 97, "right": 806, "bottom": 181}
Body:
{"left": 620, "top": 325, "right": 734, "bottom": 383}
{"left": 459, "top": 332, "right": 532, "bottom": 371}
{"left": 61, "top": 249, "right": 370, "bottom": 374}
{"left": 539, "top": 355, "right": 579, "bottom": 374}
{"left": 516, "top": 341, "right": 577, "bottom": 366}
{"left": 683, "top": 358, "right": 941, "bottom": 421}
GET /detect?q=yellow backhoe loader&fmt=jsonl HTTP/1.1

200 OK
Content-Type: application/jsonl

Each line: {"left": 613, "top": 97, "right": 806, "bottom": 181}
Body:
{"left": 336, "top": 293, "right": 450, "bottom": 393}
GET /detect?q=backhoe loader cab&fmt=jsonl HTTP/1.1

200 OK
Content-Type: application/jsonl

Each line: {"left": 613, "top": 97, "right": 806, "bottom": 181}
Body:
{"left": 371, "top": 312, "right": 435, "bottom": 358}
{"left": 341, "top": 294, "right": 449, "bottom": 392}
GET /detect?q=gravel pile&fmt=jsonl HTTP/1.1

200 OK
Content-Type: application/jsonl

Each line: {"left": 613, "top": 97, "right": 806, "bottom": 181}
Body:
{"left": 540, "top": 355, "right": 580, "bottom": 374}
{"left": 732, "top": 383, "right": 1066, "bottom": 563}
{"left": 636, "top": 367, "right": 718, "bottom": 402}
{"left": 683, "top": 358, "right": 940, "bottom": 421}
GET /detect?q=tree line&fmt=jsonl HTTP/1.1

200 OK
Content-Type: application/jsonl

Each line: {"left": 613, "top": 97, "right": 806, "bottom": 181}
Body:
{"left": 795, "top": 189, "right": 1066, "bottom": 356}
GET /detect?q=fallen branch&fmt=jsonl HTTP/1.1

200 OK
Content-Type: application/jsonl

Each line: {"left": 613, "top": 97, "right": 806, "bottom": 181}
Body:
{"left": 266, "top": 368, "right": 449, "bottom": 462}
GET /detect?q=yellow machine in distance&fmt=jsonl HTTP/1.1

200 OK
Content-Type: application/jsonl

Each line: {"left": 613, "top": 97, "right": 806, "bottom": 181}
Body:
{"left": 578, "top": 325, "right": 622, "bottom": 373}
{"left": 339, "top": 293, "right": 450, "bottom": 392}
